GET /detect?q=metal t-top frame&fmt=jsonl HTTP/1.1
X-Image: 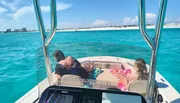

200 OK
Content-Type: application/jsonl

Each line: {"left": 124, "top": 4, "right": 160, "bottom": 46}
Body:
{"left": 139, "top": 0, "right": 167, "bottom": 102}
{"left": 33, "top": 0, "right": 168, "bottom": 102}
{"left": 33, "top": 0, "right": 57, "bottom": 85}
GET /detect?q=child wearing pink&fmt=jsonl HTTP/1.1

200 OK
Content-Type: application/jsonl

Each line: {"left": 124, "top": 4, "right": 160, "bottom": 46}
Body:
{"left": 109, "top": 67, "right": 132, "bottom": 91}
{"left": 109, "top": 59, "right": 148, "bottom": 91}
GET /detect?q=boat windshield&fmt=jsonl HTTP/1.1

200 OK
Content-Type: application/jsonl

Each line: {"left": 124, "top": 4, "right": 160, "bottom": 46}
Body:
{"left": 36, "top": 30, "right": 151, "bottom": 95}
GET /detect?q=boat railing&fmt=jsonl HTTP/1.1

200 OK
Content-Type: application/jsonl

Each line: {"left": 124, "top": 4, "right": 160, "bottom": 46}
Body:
{"left": 138, "top": 0, "right": 168, "bottom": 102}
{"left": 33, "top": 0, "right": 57, "bottom": 85}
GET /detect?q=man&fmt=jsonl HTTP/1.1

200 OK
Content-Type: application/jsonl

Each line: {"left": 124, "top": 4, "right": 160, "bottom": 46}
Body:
{"left": 53, "top": 50, "right": 88, "bottom": 79}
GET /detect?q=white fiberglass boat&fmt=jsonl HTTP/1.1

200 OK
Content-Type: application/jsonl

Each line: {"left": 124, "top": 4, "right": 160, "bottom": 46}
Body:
{"left": 16, "top": 0, "right": 180, "bottom": 103}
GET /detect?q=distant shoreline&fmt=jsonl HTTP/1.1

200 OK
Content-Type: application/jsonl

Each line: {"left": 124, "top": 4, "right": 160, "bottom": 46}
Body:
{"left": 1, "top": 26, "right": 179, "bottom": 33}
{"left": 56, "top": 26, "right": 180, "bottom": 32}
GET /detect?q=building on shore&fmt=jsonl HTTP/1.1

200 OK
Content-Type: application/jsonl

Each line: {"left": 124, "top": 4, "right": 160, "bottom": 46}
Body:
{"left": 14, "top": 29, "right": 19, "bottom": 32}
{"left": 21, "top": 28, "right": 27, "bottom": 32}
{"left": 6, "top": 29, "right": 11, "bottom": 32}
{"left": 5, "top": 28, "right": 28, "bottom": 33}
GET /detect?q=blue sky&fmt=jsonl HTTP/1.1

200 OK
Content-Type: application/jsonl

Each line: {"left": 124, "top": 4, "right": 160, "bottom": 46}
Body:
{"left": 0, "top": 0, "right": 180, "bottom": 31}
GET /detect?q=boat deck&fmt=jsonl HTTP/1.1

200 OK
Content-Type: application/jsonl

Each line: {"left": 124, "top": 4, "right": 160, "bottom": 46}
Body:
{"left": 15, "top": 56, "right": 180, "bottom": 103}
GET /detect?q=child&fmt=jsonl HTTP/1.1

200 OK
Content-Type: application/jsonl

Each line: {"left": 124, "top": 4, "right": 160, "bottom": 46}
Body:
{"left": 110, "top": 58, "right": 148, "bottom": 91}
{"left": 133, "top": 58, "right": 148, "bottom": 80}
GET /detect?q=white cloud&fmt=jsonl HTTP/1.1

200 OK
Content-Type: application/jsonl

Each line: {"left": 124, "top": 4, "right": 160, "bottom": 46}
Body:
{"left": 0, "top": 7, "right": 7, "bottom": 14}
{"left": 0, "top": 2, "right": 72, "bottom": 31}
{"left": 57, "top": 3, "right": 72, "bottom": 11}
{"left": 164, "top": 18, "right": 173, "bottom": 23}
{"left": 0, "top": 0, "right": 23, "bottom": 11}
{"left": 0, "top": 0, "right": 72, "bottom": 13}
{"left": 11, "top": 2, "right": 72, "bottom": 21}
{"left": 165, "top": 18, "right": 169, "bottom": 23}
{"left": 92, "top": 20, "right": 111, "bottom": 26}
{"left": 123, "top": 16, "right": 138, "bottom": 25}
{"left": 164, "top": 18, "right": 180, "bottom": 23}
{"left": 7, "top": 5, "right": 36, "bottom": 30}
{"left": 11, "top": 5, "right": 34, "bottom": 21}
{"left": 131, "top": 16, "right": 138, "bottom": 24}
{"left": 146, "top": 13, "right": 156, "bottom": 23}
{"left": 41, "top": 2, "right": 72, "bottom": 12}
{"left": 0, "top": 18, "right": 23, "bottom": 31}
{"left": 123, "top": 13, "right": 156, "bottom": 25}
{"left": 123, "top": 17, "right": 131, "bottom": 25}
{"left": 41, "top": 6, "right": 49, "bottom": 12}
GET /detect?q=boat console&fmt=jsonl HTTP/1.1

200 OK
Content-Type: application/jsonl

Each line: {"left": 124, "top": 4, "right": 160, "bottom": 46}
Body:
{"left": 38, "top": 85, "right": 147, "bottom": 103}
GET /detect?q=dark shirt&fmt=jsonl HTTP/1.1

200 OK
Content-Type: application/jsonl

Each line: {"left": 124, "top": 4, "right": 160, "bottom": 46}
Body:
{"left": 72, "top": 59, "right": 81, "bottom": 68}
{"left": 55, "top": 63, "right": 88, "bottom": 79}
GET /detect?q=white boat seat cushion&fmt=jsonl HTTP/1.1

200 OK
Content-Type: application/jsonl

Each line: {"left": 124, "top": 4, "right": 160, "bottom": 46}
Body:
{"left": 96, "top": 69, "right": 118, "bottom": 88}
{"left": 60, "top": 74, "right": 83, "bottom": 87}
{"left": 128, "top": 80, "right": 147, "bottom": 94}
{"left": 97, "top": 69, "right": 118, "bottom": 83}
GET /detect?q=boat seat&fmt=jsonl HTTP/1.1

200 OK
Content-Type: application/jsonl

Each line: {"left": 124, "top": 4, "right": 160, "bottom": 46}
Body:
{"left": 96, "top": 69, "right": 118, "bottom": 89}
{"left": 60, "top": 74, "right": 83, "bottom": 87}
{"left": 128, "top": 80, "right": 147, "bottom": 96}
{"left": 97, "top": 69, "right": 118, "bottom": 83}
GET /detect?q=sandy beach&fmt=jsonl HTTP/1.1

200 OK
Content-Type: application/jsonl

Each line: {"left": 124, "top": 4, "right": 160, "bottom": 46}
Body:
{"left": 56, "top": 25, "right": 180, "bottom": 32}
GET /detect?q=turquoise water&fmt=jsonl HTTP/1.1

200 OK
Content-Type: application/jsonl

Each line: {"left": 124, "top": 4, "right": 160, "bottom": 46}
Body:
{"left": 0, "top": 28, "right": 180, "bottom": 103}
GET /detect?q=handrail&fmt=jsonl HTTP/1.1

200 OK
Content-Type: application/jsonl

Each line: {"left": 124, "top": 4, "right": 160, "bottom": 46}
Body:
{"left": 45, "top": 0, "right": 57, "bottom": 46}
{"left": 33, "top": 0, "right": 46, "bottom": 40}
{"left": 155, "top": 0, "right": 167, "bottom": 45}
{"left": 138, "top": 0, "right": 168, "bottom": 102}
{"left": 138, "top": 0, "right": 155, "bottom": 50}
{"left": 33, "top": 0, "right": 57, "bottom": 86}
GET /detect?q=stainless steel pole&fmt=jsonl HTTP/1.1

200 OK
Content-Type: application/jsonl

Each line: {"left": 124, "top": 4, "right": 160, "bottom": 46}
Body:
{"left": 138, "top": 0, "right": 155, "bottom": 50}
{"left": 45, "top": 0, "right": 57, "bottom": 46}
{"left": 138, "top": 0, "right": 168, "bottom": 102}
{"left": 33, "top": 0, "right": 57, "bottom": 85}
